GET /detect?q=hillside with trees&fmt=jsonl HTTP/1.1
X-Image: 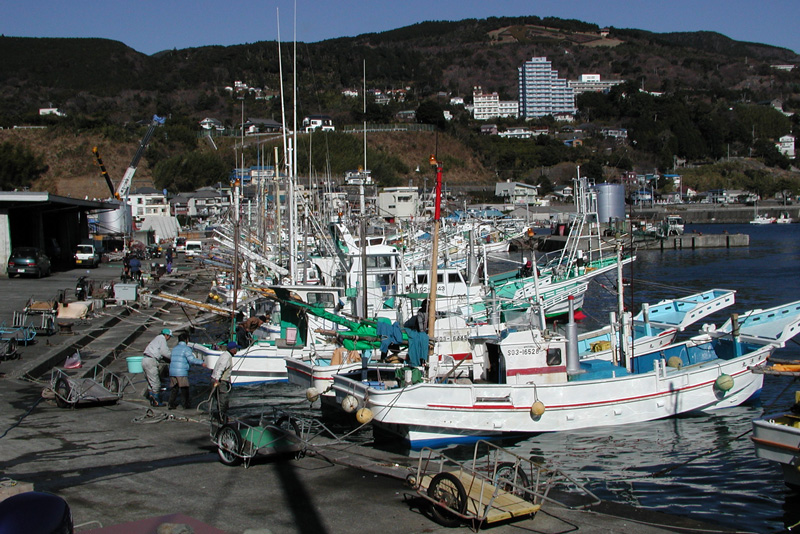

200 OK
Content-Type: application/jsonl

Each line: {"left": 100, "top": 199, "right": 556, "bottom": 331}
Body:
{"left": 0, "top": 15, "right": 798, "bottom": 199}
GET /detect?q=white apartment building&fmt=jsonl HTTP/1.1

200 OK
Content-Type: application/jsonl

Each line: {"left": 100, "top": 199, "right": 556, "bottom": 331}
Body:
{"left": 128, "top": 187, "right": 170, "bottom": 221}
{"left": 518, "top": 57, "right": 576, "bottom": 119}
{"left": 472, "top": 87, "right": 519, "bottom": 120}
{"left": 777, "top": 135, "right": 796, "bottom": 159}
{"left": 568, "top": 74, "right": 624, "bottom": 94}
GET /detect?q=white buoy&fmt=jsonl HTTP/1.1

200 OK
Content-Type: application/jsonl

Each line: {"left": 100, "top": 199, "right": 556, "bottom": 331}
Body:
{"left": 356, "top": 407, "right": 373, "bottom": 424}
{"left": 715, "top": 374, "right": 734, "bottom": 392}
{"left": 342, "top": 394, "right": 358, "bottom": 413}
{"left": 305, "top": 387, "right": 320, "bottom": 403}
{"left": 531, "top": 400, "right": 546, "bottom": 417}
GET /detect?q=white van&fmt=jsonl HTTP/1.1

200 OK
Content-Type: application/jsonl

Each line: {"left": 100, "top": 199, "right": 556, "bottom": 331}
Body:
{"left": 184, "top": 240, "right": 202, "bottom": 258}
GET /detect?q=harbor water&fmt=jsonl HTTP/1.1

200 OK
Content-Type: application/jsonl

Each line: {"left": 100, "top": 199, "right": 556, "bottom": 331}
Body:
{"left": 228, "top": 223, "right": 800, "bottom": 533}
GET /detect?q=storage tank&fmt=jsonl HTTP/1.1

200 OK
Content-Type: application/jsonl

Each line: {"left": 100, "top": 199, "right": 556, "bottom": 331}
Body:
{"left": 94, "top": 201, "right": 132, "bottom": 235}
{"left": 593, "top": 183, "right": 626, "bottom": 225}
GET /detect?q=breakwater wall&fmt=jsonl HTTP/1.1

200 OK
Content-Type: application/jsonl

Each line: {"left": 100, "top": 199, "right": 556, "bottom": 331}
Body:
{"left": 635, "top": 232, "right": 749, "bottom": 249}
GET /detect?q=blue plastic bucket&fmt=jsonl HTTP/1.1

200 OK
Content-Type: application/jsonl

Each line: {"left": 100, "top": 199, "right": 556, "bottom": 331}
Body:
{"left": 126, "top": 356, "right": 144, "bottom": 373}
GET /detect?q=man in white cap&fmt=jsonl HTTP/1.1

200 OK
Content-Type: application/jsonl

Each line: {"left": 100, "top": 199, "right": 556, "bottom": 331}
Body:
{"left": 141, "top": 328, "right": 172, "bottom": 406}
{"left": 211, "top": 341, "right": 237, "bottom": 422}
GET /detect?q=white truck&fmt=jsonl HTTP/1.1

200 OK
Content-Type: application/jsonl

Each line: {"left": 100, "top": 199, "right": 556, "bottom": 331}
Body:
{"left": 184, "top": 240, "right": 202, "bottom": 258}
{"left": 74, "top": 243, "right": 101, "bottom": 268}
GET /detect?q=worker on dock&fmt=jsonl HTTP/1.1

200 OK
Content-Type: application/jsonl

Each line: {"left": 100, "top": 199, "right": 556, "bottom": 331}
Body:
{"left": 142, "top": 328, "right": 172, "bottom": 407}
{"left": 211, "top": 341, "right": 237, "bottom": 422}
{"left": 167, "top": 332, "right": 205, "bottom": 410}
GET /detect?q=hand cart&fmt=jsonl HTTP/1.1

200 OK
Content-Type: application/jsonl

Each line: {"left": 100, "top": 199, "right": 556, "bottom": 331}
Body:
{"left": 50, "top": 366, "right": 131, "bottom": 408}
{"left": 212, "top": 409, "right": 344, "bottom": 468}
{"left": 409, "top": 440, "right": 600, "bottom": 530}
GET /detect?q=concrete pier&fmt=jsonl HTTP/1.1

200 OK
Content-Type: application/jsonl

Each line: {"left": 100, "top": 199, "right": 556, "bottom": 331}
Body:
{"left": 635, "top": 232, "right": 749, "bottom": 249}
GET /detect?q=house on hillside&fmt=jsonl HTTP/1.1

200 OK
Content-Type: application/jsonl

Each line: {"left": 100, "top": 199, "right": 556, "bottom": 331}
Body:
{"left": 302, "top": 115, "right": 335, "bottom": 132}
{"left": 246, "top": 118, "right": 283, "bottom": 134}
{"left": 199, "top": 118, "right": 224, "bottom": 131}
{"left": 777, "top": 135, "right": 795, "bottom": 158}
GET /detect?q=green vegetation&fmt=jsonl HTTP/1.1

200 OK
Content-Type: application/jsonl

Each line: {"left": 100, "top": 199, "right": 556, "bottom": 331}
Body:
{"left": 0, "top": 16, "right": 797, "bottom": 197}
{"left": 0, "top": 142, "right": 49, "bottom": 190}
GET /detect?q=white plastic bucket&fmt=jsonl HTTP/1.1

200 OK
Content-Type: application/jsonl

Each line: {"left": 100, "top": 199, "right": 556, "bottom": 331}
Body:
{"left": 286, "top": 327, "right": 297, "bottom": 345}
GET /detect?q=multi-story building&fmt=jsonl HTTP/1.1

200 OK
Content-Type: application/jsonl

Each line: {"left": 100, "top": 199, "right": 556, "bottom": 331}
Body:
{"left": 518, "top": 57, "right": 576, "bottom": 119}
{"left": 128, "top": 187, "right": 169, "bottom": 222}
{"left": 568, "top": 74, "right": 624, "bottom": 94}
{"left": 472, "top": 87, "right": 519, "bottom": 120}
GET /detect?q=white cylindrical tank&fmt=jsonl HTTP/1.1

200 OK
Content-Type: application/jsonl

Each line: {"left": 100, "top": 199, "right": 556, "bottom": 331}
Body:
{"left": 593, "top": 183, "right": 626, "bottom": 224}
{"left": 94, "top": 201, "right": 132, "bottom": 235}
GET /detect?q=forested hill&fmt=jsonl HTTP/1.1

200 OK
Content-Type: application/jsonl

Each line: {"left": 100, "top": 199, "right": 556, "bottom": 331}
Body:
{"left": 1, "top": 16, "right": 797, "bottom": 125}
{"left": 0, "top": 16, "right": 798, "bottom": 200}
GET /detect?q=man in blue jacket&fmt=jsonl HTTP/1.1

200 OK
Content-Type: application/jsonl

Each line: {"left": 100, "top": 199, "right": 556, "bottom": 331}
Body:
{"left": 167, "top": 332, "right": 205, "bottom": 409}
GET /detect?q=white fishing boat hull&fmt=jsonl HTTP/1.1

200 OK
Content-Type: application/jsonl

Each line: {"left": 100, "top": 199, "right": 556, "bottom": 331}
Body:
{"left": 333, "top": 334, "right": 771, "bottom": 447}
{"left": 191, "top": 341, "right": 313, "bottom": 385}
{"left": 752, "top": 415, "right": 800, "bottom": 490}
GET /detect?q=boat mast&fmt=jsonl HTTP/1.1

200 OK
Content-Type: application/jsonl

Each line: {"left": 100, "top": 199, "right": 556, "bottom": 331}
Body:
{"left": 426, "top": 156, "right": 443, "bottom": 342}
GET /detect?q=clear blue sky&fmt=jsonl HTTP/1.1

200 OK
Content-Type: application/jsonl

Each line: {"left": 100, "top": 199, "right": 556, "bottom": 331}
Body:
{"left": 3, "top": 0, "right": 798, "bottom": 56}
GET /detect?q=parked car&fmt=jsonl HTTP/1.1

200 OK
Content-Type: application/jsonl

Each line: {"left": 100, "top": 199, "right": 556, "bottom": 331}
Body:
{"left": 74, "top": 243, "right": 101, "bottom": 268}
{"left": 7, "top": 247, "right": 52, "bottom": 277}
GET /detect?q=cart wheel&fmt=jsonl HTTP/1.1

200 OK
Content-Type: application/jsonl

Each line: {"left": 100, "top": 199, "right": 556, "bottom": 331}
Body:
{"left": 276, "top": 416, "right": 301, "bottom": 439}
{"left": 216, "top": 424, "right": 242, "bottom": 466}
{"left": 428, "top": 472, "right": 467, "bottom": 528}
{"left": 103, "top": 374, "right": 121, "bottom": 395}
{"left": 494, "top": 462, "right": 530, "bottom": 497}
{"left": 55, "top": 378, "right": 71, "bottom": 409}
{"left": 4, "top": 338, "right": 17, "bottom": 359}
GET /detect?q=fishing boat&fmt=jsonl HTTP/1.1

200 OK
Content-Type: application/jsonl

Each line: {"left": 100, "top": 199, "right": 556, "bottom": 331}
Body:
{"left": 189, "top": 285, "right": 348, "bottom": 385}
{"left": 750, "top": 202, "right": 776, "bottom": 225}
{"left": 751, "top": 359, "right": 800, "bottom": 492}
{"left": 332, "top": 298, "right": 800, "bottom": 447}
{"left": 576, "top": 288, "right": 736, "bottom": 362}
{"left": 776, "top": 211, "right": 793, "bottom": 224}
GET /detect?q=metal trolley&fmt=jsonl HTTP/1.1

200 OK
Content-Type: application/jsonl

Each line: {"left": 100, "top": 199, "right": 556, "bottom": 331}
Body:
{"left": 211, "top": 409, "right": 341, "bottom": 468}
{"left": 50, "top": 366, "right": 129, "bottom": 408}
{"left": 409, "top": 440, "right": 600, "bottom": 530}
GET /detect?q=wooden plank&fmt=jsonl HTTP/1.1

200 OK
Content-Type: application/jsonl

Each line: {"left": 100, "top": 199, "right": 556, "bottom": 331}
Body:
{"left": 452, "top": 471, "right": 540, "bottom": 523}
{"left": 419, "top": 471, "right": 540, "bottom": 524}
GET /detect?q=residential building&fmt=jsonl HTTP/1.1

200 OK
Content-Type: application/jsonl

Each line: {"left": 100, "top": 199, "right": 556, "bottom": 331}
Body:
{"left": 170, "top": 187, "right": 231, "bottom": 219}
{"left": 777, "top": 135, "right": 796, "bottom": 158}
{"left": 495, "top": 181, "right": 540, "bottom": 205}
{"left": 199, "top": 117, "right": 224, "bottom": 131}
{"left": 600, "top": 127, "right": 628, "bottom": 140}
{"left": 377, "top": 187, "right": 419, "bottom": 220}
{"left": 39, "top": 107, "right": 66, "bottom": 117}
{"left": 128, "top": 187, "right": 169, "bottom": 222}
{"left": 472, "top": 87, "right": 499, "bottom": 120}
{"left": 518, "top": 57, "right": 576, "bottom": 119}
{"left": 302, "top": 115, "right": 335, "bottom": 132}
{"left": 499, "top": 127, "right": 533, "bottom": 139}
{"left": 480, "top": 124, "right": 498, "bottom": 135}
{"left": 569, "top": 74, "right": 624, "bottom": 94}
{"left": 472, "top": 86, "right": 519, "bottom": 120}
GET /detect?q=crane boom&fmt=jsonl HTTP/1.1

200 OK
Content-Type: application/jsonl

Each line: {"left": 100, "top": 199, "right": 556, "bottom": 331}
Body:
{"left": 91, "top": 146, "right": 116, "bottom": 197}
{"left": 116, "top": 114, "right": 165, "bottom": 200}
